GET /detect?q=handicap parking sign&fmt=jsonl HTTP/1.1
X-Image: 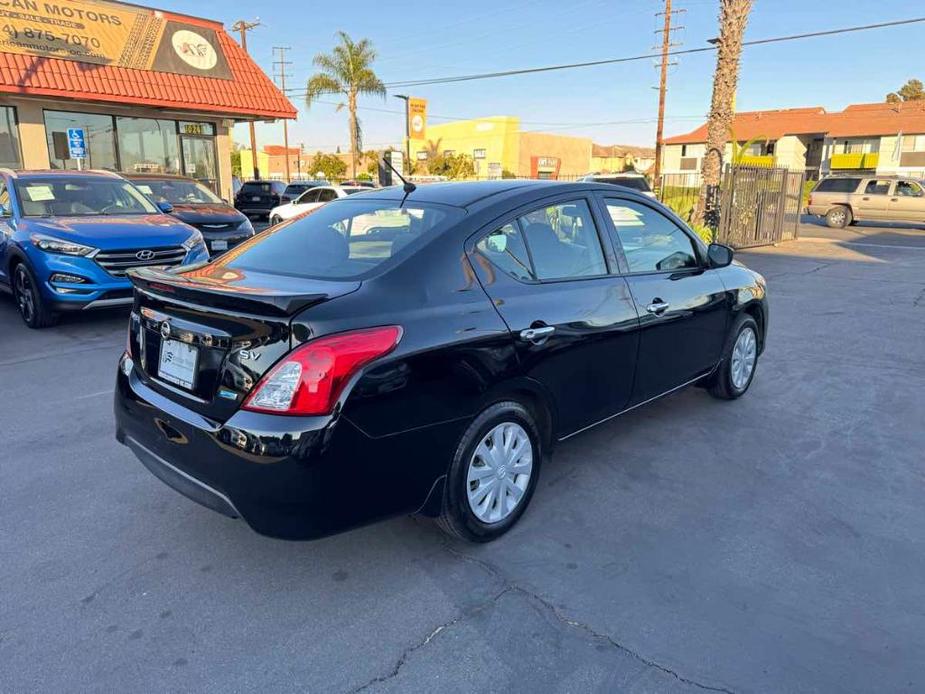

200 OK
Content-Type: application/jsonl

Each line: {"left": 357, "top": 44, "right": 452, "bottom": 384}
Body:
{"left": 66, "top": 128, "right": 86, "bottom": 159}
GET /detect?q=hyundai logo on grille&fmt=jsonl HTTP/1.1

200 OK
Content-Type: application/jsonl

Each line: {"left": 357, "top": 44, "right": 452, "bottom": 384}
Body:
{"left": 136, "top": 249, "right": 156, "bottom": 261}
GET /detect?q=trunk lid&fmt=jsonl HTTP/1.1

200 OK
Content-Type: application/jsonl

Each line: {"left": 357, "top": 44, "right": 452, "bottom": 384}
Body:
{"left": 127, "top": 265, "right": 360, "bottom": 421}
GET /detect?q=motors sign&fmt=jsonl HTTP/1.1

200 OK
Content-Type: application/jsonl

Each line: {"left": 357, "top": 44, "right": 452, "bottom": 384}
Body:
{"left": 0, "top": 0, "right": 232, "bottom": 79}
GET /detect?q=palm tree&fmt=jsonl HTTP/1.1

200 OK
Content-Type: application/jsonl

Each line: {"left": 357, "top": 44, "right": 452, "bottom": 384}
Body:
{"left": 305, "top": 32, "right": 386, "bottom": 178}
{"left": 691, "top": 0, "right": 753, "bottom": 227}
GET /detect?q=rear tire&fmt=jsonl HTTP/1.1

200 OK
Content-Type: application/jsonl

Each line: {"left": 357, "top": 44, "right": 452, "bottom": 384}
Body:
{"left": 12, "top": 262, "right": 58, "bottom": 329}
{"left": 270, "top": 215, "right": 281, "bottom": 226}
{"left": 436, "top": 401, "right": 543, "bottom": 542}
{"left": 709, "top": 314, "right": 759, "bottom": 400}
{"left": 825, "top": 206, "right": 851, "bottom": 228}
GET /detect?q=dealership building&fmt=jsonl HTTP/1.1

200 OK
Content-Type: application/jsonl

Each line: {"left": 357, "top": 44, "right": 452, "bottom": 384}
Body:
{"left": 0, "top": 0, "right": 295, "bottom": 199}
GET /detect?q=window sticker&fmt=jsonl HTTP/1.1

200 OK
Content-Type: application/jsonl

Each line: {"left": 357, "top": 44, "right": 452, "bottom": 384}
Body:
{"left": 25, "top": 185, "right": 55, "bottom": 202}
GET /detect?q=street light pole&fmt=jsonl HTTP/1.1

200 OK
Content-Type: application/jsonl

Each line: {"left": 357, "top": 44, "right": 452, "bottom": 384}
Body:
{"left": 233, "top": 18, "right": 261, "bottom": 180}
{"left": 393, "top": 94, "right": 411, "bottom": 172}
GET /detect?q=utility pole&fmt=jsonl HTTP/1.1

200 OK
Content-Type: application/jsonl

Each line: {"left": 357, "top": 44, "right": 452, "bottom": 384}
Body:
{"left": 233, "top": 19, "right": 261, "bottom": 180}
{"left": 273, "top": 46, "right": 293, "bottom": 182}
{"left": 652, "top": 0, "right": 684, "bottom": 194}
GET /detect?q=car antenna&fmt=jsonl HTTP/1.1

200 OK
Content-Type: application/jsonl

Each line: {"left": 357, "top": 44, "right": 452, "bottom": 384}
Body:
{"left": 382, "top": 155, "right": 416, "bottom": 205}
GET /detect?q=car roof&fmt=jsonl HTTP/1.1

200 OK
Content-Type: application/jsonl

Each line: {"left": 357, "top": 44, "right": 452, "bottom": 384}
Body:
{"left": 1, "top": 168, "right": 124, "bottom": 180}
{"left": 353, "top": 179, "right": 593, "bottom": 208}
{"left": 123, "top": 173, "right": 198, "bottom": 182}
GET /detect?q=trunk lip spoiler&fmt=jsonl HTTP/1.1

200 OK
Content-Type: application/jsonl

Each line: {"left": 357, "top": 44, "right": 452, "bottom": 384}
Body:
{"left": 128, "top": 268, "right": 361, "bottom": 318}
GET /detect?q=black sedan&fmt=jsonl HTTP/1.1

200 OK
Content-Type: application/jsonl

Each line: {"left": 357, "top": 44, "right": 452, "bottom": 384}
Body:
{"left": 114, "top": 180, "right": 767, "bottom": 542}
{"left": 126, "top": 174, "right": 255, "bottom": 256}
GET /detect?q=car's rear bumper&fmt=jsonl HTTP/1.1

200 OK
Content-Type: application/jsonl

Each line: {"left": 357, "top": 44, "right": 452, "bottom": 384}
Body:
{"left": 114, "top": 354, "right": 464, "bottom": 540}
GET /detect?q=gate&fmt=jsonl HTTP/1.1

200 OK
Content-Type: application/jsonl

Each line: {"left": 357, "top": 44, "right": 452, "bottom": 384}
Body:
{"left": 717, "top": 165, "right": 805, "bottom": 248}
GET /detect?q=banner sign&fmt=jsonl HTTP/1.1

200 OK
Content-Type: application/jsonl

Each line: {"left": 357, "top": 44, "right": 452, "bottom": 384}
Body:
{"left": 408, "top": 97, "right": 427, "bottom": 140}
{"left": 0, "top": 0, "right": 232, "bottom": 79}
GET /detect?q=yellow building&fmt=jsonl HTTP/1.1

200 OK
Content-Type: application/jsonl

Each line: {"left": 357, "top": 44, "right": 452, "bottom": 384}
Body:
{"left": 408, "top": 116, "right": 594, "bottom": 180}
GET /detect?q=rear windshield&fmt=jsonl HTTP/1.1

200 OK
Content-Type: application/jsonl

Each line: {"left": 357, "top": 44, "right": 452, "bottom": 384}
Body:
{"left": 814, "top": 178, "right": 861, "bottom": 193}
{"left": 595, "top": 177, "right": 652, "bottom": 192}
{"left": 284, "top": 184, "right": 310, "bottom": 195}
{"left": 14, "top": 178, "right": 159, "bottom": 217}
{"left": 240, "top": 182, "right": 274, "bottom": 194}
{"left": 216, "top": 199, "right": 465, "bottom": 280}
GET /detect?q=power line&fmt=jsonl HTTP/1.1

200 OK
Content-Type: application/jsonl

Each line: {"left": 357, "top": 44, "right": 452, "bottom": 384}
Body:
{"left": 367, "top": 16, "right": 925, "bottom": 88}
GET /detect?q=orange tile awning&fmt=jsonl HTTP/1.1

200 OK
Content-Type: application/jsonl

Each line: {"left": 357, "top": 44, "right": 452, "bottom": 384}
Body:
{"left": 0, "top": 11, "right": 296, "bottom": 121}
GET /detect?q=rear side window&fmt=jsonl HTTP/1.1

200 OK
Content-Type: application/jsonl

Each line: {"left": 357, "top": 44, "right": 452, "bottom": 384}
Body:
{"left": 476, "top": 224, "right": 535, "bottom": 282}
{"left": 219, "top": 200, "right": 464, "bottom": 280}
{"left": 516, "top": 200, "right": 607, "bottom": 280}
{"left": 864, "top": 180, "right": 892, "bottom": 195}
{"left": 814, "top": 178, "right": 860, "bottom": 193}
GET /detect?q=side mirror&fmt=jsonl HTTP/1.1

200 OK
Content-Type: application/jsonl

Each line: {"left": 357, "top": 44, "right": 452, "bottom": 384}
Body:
{"left": 707, "top": 242, "right": 734, "bottom": 268}
{"left": 156, "top": 200, "right": 174, "bottom": 214}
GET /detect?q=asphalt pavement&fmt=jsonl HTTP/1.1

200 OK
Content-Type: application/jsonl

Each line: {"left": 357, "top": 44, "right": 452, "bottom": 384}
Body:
{"left": 2, "top": 222, "right": 925, "bottom": 693}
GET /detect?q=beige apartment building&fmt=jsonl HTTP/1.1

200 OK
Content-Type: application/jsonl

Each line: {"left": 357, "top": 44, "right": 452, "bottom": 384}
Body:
{"left": 661, "top": 101, "right": 925, "bottom": 181}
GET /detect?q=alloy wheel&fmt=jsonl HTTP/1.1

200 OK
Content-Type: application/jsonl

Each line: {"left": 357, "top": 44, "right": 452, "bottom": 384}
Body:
{"left": 730, "top": 326, "right": 757, "bottom": 390}
{"left": 14, "top": 266, "right": 35, "bottom": 324}
{"left": 466, "top": 421, "right": 533, "bottom": 524}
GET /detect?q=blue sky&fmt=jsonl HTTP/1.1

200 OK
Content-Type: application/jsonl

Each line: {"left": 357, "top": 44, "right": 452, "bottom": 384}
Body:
{"left": 155, "top": 0, "right": 923, "bottom": 152}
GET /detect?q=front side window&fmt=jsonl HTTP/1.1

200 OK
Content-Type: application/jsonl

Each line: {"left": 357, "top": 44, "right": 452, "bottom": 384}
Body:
{"left": 14, "top": 177, "right": 159, "bottom": 217}
{"left": 895, "top": 180, "right": 924, "bottom": 197}
{"left": 318, "top": 189, "right": 338, "bottom": 203}
{"left": 296, "top": 189, "right": 321, "bottom": 204}
{"left": 476, "top": 223, "right": 535, "bottom": 282}
{"left": 864, "top": 180, "right": 892, "bottom": 195}
{"left": 516, "top": 200, "right": 606, "bottom": 280}
{"left": 133, "top": 178, "right": 222, "bottom": 205}
{"left": 605, "top": 200, "right": 699, "bottom": 273}
{"left": 218, "top": 200, "right": 464, "bottom": 280}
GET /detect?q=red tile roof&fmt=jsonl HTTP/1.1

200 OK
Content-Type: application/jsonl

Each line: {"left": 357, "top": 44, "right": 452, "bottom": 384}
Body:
{"left": 263, "top": 145, "right": 301, "bottom": 156}
{"left": 665, "top": 102, "right": 925, "bottom": 145}
{"left": 0, "top": 11, "right": 296, "bottom": 121}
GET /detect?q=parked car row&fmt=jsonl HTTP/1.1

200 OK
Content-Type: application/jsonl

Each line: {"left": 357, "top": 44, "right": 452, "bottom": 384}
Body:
{"left": 0, "top": 169, "right": 251, "bottom": 328}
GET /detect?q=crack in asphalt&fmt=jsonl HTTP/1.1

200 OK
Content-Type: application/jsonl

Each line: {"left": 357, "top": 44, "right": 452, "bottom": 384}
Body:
{"left": 350, "top": 540, "right": 736, "bottom": 694}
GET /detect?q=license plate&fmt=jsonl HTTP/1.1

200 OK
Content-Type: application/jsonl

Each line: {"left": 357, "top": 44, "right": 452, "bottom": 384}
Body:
{"left": 211, "top": 240, "right": 228, "bottom": 251}
{"left": 159, "top": 339, "right": 198, "bottom": 390}
{"left": 251, "top": 195, "right": 261, "bottom": 202}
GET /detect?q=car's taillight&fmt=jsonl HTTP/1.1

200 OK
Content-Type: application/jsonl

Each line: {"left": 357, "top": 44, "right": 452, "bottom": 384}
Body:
{"left": 242, "top": 326, "right": 403, "bottom": 416}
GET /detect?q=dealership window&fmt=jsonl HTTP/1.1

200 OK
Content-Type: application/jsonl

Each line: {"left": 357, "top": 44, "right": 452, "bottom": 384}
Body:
{"left": 473, "top": 148, "right": 486, "bottom": 159}
{"left": 416, "top": 151, "right": 428, "bottom": 160}
{"left": 117, "top": 117, "right": 180, "bottom": 175}
{"left": 0, "top": 106, "right": 22, "bottom": 169}
{"left": 45, "top": 110, "right": 117, "bottom": 171}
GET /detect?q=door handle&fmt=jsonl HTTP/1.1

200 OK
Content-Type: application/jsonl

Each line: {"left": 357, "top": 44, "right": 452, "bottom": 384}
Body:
{"left": 519, "top": 326, "right": 555, "bottom": 343}
{"left": 646, "top": 300, "right": 670, "bottom": 315}
{"left": 890, "top": 197, "right": 898, "bottom": 202}
{"left": 862, "top": 196, "right": 870, "bottom": 201}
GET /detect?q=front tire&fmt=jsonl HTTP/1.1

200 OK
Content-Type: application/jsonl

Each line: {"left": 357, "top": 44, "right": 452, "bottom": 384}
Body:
{"left": 825, "top": 206, "right": 851, "bottom": 228}
{"left": 12, "top": 262, "right": 57, "bottom": 329}
{"left": 437, "top": 401, "right": 543, "bottom": 542}
{"left": 709, "top": 314, "right": 759, "bottom": 400}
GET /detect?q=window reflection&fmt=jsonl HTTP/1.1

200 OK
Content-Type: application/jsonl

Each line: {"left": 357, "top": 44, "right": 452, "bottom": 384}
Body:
{"left": 0, "top": 106, "right": 21, "bottom": 168}
{"left": 117, "top": 117, "right": 180, "bottom": 175}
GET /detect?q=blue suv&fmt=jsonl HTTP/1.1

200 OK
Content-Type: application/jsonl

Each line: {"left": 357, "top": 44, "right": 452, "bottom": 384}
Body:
{"left": 0, "top": 170, "right": 209, "bottom": 328}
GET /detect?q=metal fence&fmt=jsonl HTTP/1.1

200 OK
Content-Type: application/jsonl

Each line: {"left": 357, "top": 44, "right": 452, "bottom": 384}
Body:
{"left": 657, "top": 166, "right": 805, "bottom": 248}
{"left": 718, "top": 166, "right": 805, "bottom": 247}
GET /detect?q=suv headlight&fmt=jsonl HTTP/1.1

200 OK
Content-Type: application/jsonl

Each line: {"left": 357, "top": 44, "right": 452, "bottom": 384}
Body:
{"left": 30, "top": 233, "right": 96, "bottom": 256}
{"left": 182, "top": 229, "right": 205, "bottom": 251}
